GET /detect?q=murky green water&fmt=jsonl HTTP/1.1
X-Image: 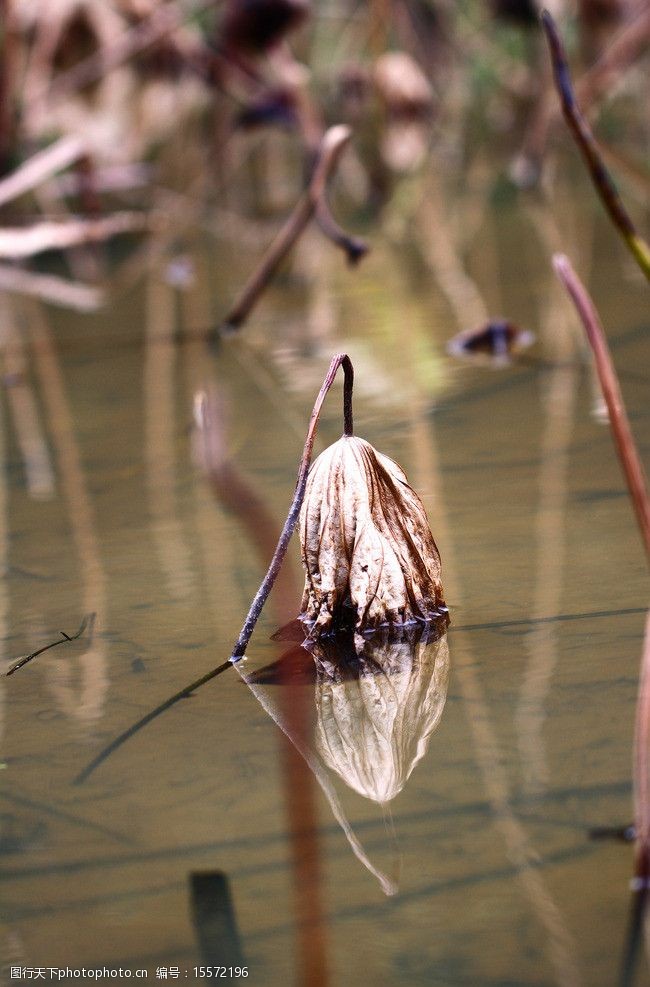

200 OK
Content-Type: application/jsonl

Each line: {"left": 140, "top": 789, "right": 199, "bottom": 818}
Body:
{"left": 1, "top": 77, "right": 649, "bottom": 987}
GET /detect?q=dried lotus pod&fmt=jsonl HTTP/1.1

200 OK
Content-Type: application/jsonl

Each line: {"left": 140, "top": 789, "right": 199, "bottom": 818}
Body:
{"left": 373, "top": 52, "right": 433, "bottom": 119}
{"left": 299, "top": 435, "right": 447, "bottom": 637}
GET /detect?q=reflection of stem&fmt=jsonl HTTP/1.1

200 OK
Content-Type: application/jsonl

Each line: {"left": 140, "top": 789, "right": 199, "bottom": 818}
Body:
{"left": 23, "top": 299, "right": 108, "bottom": 725}
{"left": 553, "top": 254, "right": 650, "bottom": 557}
{"left": 144, "top": 270, "right": 194, "bottom": 600}
{"left": 634, "top": 612, "right": 650, "bottom": 866}
{"left": 418, "top": 176, "right": 489, "bottom": 331}
{"left": 400, "top": 298, "right": 582, "bottom": 985}
{"left": 543, "top": 11, "right": 650, "bottom": 281}
{"left": 516, "top": 195, "right": 583, "bottom": 793}
{"left": 517, "top": 354, "right": 578, "bottom": 794}
{"left": 430, "top": 438, "right": 582, "bottom": 986}
{"left": 192, "top": 387, "right": 298, "bottom": 630}
{"left": 232, "top": 664, "right": 397, "bottom": 897}
{"left": 0, "top": 295, "right": 55, "bottom": 500}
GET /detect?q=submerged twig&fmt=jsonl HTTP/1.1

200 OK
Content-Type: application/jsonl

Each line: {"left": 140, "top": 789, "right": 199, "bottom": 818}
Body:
{"left": 553, "top": 254, "right": 650, "bottom": 558}
{"left": 219, "top": 127, "right": 367, "bottom": 332}
{"left": 6, "top": 614, "right": 94, "bottom": 677}
{"left": 542, "top": 10, "right": 650, "bottom": 281}
{"left": 75, "top": 354, "right": 354, "bottom": 780}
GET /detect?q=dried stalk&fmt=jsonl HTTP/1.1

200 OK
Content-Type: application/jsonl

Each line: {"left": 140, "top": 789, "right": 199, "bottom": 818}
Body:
{"left": 0, "top": 213, "right": 147, "bottom": 259}
{"left": 6, "top": 614, "right": 94, "bottom": 677}
{"left": 75, "top": 353, "right": 354, "bottom": 781}
{"left": 542, "top": 11, "right": 650, "bottom": 281}
{"left": 553, "top": 254, "right": 650, "bottom": 559}
{"left": 0, "top": 135, "right": 87, "bottom": 209}
{"left": 220, "top": 127, "right": 367, "bottom": 332}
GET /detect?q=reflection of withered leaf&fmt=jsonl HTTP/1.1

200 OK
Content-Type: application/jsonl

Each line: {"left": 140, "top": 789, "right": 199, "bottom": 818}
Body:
{"left": 313, "top": 627, "right": 450, "bottom": 802}
{"left": 299, "top": 436, "right": 447, "bottom": 636}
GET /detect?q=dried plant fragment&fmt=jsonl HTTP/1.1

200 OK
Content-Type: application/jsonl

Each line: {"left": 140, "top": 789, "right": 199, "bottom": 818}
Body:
{"left": 300, "top": 435, "right": 447, "bottom": 637}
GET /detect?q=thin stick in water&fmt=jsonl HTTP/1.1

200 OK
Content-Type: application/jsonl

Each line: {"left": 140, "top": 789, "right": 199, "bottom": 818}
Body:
{"left": 7, "top": 613, "right": 94, "bottom": 676}
{"left": 542, "top": 10, "right": 650, "bottom": 281}
{"left": 552, "top": 254, "right": 650, "bottom": 559}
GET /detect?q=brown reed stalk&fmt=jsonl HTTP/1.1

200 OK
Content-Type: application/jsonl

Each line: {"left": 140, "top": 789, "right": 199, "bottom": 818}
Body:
{"left": 219, "top": 126, "right": 368, "bottom": 332}
{"left": 542, "top": 10, "right": 650, "bottom": 281}
{"left": 552, "top": 254, "right": 650, "bottom": 559}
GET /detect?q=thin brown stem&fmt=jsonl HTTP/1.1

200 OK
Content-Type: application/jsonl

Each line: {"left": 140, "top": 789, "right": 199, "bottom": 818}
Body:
{"left": 219, "top": 126, "right": 365, "bottom": 332}
{"left": 314, "top": 199, "right": 369, "bottom": 267}
{"left": 553, "top": 254, "right": 650, "bottom": 559}
{"left": 542, "top": 10, "right": 650, "bottom": 280}
{"left": 229, "top": 352, "right": 354, "bottom": 660}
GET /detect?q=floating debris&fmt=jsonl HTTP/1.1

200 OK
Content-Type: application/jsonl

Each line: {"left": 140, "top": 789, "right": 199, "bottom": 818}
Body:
{"left": 446, "top": 319, "right": 535, "bottom": 365}
{"left": 6, "top": 613, "right": 95, "bottom": 677}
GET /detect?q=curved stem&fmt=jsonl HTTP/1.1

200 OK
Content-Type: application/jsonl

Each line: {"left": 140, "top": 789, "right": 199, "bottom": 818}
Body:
{"left": 74, "top": 353, "right": 355, "bottom": 782}
{"left": 553, "top": 254, "right": 650, "bottom": 559}
{"left": 230, "top": 352, "right": 353, "bottom": 659}
{"left": 220, "top": 125, "right": 358, "bottom": 333}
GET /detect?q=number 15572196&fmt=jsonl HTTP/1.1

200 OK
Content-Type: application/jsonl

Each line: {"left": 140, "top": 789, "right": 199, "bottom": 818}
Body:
{"left": 193, "top": 968, "right": 249, "bottom": 979}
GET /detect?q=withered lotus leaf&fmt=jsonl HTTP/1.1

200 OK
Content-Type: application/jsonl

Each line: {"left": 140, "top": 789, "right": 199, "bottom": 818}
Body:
{"left": 299, "top": 435, "right": 446, "bottom": 636}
